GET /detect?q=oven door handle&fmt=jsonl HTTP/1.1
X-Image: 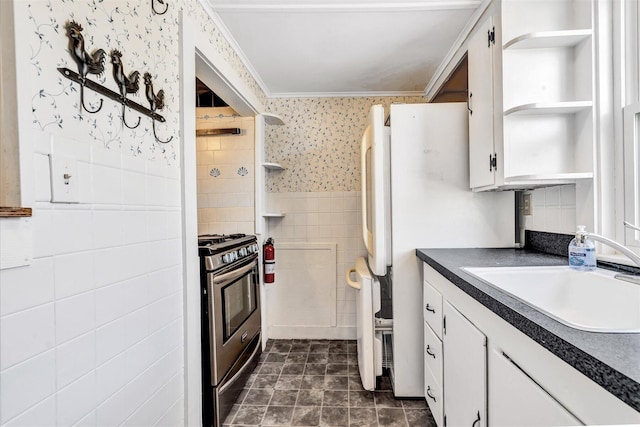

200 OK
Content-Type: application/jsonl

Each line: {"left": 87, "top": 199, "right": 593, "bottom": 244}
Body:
{"left": 212, "top": 259, "right": 257, "bottom": 286}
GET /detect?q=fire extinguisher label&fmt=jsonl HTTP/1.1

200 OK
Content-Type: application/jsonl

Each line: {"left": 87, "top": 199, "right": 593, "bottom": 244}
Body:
{"left": 265, "top": 263, "right": 275, "bottom": 274}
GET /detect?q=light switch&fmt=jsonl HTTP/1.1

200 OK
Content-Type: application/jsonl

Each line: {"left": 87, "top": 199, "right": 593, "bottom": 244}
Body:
{"left": 49, "top": 154, "right": 79, "bottom": 203}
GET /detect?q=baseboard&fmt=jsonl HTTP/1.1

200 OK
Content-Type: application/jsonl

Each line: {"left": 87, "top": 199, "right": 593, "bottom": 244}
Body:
{"left": 266, "top": 325, "right": 356, "bottom": 340}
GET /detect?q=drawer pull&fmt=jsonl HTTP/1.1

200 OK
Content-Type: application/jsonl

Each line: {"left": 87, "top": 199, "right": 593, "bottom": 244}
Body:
{"left": 426, "top": 345, "right": 436, "bottom": 359}
{"left": 426, "top": 386, "right": 436, "bottom": 402}
{"left": 425, "top": 304, "right": 436, "bottom": 313}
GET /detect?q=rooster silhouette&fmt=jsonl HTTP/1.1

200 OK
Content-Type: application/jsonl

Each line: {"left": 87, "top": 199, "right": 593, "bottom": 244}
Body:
{"left": 143, "top": 72, "right": 165, "bottom": 111}
{"left": 110, "top": 50, "right": 140, "bottom": 98}
{"left": 66, "top": 21, "right": 106, "bottom": 79}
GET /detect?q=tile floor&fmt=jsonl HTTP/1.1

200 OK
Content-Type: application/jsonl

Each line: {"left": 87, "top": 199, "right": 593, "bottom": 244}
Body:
{"left": 223, "top": 339, "right": 436, "bottom": 426}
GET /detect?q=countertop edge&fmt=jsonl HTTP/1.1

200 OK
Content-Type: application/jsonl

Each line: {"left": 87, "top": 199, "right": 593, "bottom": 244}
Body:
{"left": 416, "top": 249, "right": 640, "bottom": 412}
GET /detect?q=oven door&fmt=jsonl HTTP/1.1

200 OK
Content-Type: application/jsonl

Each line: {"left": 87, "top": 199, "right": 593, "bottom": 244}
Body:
{"left": 207, "top": 254, "right": 260, "bottom": 385}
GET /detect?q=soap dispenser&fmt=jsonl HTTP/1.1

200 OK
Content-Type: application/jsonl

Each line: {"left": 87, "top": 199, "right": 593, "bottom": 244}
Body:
{"left": 568, "top": 225, "right": 596, "bottom": 271}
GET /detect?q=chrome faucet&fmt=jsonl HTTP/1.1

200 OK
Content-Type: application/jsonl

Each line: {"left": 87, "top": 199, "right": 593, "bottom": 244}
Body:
{"left": 579, "top": 225, "right": 640, "bottom": 285}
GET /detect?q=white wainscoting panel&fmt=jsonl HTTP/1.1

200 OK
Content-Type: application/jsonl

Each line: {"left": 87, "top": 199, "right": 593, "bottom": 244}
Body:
{"left": 266, "top": 242, "right": 351, "bottom": 339}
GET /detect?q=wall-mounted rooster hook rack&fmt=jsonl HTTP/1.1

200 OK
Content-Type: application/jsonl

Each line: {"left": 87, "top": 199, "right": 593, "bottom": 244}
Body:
{"left": 152, "top": 0, "right": 169, "bottom": 15}
{"left": 58, "top": 18, "right": 167, "bottom": 135}
{"left": 144, "top": 73, "right": 173, "bottom": 144}
{"left": 110, "top": 50, "right": 141, "bottom": 129}
{"left": 66, "top": 21, "right": 107, "bottom": 113}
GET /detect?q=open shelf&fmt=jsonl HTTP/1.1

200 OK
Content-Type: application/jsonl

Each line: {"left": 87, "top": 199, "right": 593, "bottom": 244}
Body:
{"left": 262, "top": 162, "right": 285, "bottom": 171}
{"left": 263, "top": 113, "right": 285, "bottom": 126}
{"left": 505, "top": 172, "right": 593, "bottom": 183}
{"left": 504, "top": 101, "right": 592, "bottom": 116}
{"left": 263, "top": 212, "right": 286, "bottom": 218}
{"left": 503, "top": 29, "right": 592, "bottom": 50}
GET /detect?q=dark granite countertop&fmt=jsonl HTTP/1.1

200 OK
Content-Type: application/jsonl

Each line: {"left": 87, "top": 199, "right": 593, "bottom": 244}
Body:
{"left": 415, "top": 247, "right": 640, "bottom": 412}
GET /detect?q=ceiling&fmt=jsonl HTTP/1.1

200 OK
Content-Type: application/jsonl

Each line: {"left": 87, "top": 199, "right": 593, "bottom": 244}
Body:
{"left": 203, "top": 0, "right": 483, "bottom": 97}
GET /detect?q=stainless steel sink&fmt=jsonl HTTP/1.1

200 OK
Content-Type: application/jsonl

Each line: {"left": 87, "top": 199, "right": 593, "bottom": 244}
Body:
{"left": 461, "top": 266, "right": 640, "bottom": 333}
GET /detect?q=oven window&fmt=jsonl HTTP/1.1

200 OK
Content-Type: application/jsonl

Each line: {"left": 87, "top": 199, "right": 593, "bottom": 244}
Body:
{"left": 222, "top": 270, "right": 257, "bottom": 341}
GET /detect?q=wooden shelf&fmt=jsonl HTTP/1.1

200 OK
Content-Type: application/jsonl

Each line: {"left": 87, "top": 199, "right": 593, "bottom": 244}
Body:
{"left": 262, "top": 162, "right": 285, "bottom": 171}
{"left": 263, "top": 212, "right": 286, "bottom": 218}
{"left": 503, "top": 30, "right": 592, "bottom": 50}
{"left": 0, "top": 207, "right": 32, "bottom": 217}
{"left": 196, "top": 128, "right": 241, "bottom": 137}
{"left": 263, "top": 113, "right": 285, "bottom": 126}
{"left": 504, "top": 101, "right": 592, "bottom": 116}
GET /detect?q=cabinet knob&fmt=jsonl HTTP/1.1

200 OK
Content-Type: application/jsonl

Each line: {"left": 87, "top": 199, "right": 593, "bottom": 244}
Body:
{"left": 425, "top": 304, "right": 436, "bottom": 314}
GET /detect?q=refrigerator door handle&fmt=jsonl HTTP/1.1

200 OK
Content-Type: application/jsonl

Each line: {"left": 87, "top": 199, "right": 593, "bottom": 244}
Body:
{"left": 346, "top": 268, "right": 360, "bottom": 290}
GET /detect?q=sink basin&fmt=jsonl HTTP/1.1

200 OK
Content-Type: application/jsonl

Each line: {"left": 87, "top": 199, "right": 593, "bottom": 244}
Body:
{"left": 461, "top": 266, "right": 640, "bottom": 333}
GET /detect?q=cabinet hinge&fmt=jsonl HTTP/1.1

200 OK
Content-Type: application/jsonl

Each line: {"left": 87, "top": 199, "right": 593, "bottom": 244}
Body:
{"left": 488, "top": 26, "right": 495, "bottom": 47}
{"left": 489, "top": 153, "right": 497, "bottom": 171}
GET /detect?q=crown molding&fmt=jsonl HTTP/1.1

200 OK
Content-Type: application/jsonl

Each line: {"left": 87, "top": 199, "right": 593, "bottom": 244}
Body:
{"left": 207, "top": 1, "right": 481, "bottom": 13}
{"left": 424, "top": 0, "right": 490, "bottom": 100}
{"left": 197, "top": 0, "right": 274, "bottom": 99}
{"left": 269, "top": 91, "right": 427, "bottom": 99}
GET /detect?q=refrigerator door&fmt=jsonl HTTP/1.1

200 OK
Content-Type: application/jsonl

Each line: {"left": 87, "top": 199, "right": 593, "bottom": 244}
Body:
{"left": 346, "top": 257, "right": 382, "bottom": 391}
{"left": 361, "top": 104, "right": 390, "bottom": 276}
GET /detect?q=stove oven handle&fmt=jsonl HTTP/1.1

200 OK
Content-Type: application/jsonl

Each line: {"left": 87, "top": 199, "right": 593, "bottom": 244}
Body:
{"left": 212, "top": 258, "right": 257, "bottom": 286}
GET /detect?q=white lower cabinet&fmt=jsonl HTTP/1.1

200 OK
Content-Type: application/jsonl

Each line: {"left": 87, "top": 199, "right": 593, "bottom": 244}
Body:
{"left": 422, "top": 262, "right": 639, "bottom": 426}
{"left": 489, "top": 347, "right": 583, "bottom": 426}
{"left": 443, "top": 301, "right": 487, "bottom": 427}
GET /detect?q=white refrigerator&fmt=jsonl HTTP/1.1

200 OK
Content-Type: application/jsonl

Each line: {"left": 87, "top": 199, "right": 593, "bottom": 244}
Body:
{"left": 350, "top": 103, "right": 515, "bottom": 397}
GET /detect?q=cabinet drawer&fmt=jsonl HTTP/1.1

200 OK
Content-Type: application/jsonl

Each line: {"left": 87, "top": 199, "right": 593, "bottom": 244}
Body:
{"left": 424, "top": 362, "right": 443, "bottom": 427}
{"left": 423, "top": 280, "right": 443, "bottom": 339}
{"left": 424, "top": 321, "right": 443, "bottom": 386}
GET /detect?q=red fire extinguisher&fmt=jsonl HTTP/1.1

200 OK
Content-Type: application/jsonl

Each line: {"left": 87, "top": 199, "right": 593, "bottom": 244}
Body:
{"left": 263, "top": 237, "right": 275, "bottom": 283}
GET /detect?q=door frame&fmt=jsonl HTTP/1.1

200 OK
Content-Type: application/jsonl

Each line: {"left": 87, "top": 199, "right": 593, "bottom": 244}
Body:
{"left": 178, "top": 11, "right": 265, "bottom": 425}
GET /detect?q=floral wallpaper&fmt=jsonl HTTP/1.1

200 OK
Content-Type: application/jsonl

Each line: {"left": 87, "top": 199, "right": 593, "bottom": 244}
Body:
{"left": 264, "top": 96, "right": 426, "bottom": 192}
{"left": 20, "top": 0, "right": 266, "bottom": 165}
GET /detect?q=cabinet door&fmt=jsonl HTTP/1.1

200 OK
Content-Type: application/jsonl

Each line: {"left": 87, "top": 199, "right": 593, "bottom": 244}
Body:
{"left": 443, "top": 301, "right": 486, "bottom": 427}
{"left": 468, "top": 15, "right": 495, "bottom": 189}
{"left": 489, "top": 348, "right": 584, "bottom": 426}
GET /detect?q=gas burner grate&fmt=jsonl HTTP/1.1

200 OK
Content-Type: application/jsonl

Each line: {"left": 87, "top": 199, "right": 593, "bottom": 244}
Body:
{"left": 198, "top": 233, "right": 247, "bottom": 246}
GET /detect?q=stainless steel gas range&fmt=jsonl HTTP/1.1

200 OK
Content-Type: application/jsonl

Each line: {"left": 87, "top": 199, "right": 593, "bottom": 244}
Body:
{"left": 199, "top": 234, "right": 262, "bottom": 427}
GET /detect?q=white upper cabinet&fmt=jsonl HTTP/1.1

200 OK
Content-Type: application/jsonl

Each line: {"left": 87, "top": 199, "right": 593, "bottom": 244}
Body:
{"left": 468, "top": 0, "right": 595, "bottom": 191}
{"left": 468, "top": 15, "right": 496, "bottom": 189}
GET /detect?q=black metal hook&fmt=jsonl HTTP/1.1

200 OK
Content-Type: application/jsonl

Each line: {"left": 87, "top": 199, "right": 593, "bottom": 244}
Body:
{"left": 79, "top": 78, "right": 103, "bottom": 114}
{"left": 121, "top": 103, "right": 141, "bottom": 129}
{"left": 152, "top": 119, "right": 173, "bottom": 144}
{"left": 152, "top": 0, "right": 168, "bottom": 15}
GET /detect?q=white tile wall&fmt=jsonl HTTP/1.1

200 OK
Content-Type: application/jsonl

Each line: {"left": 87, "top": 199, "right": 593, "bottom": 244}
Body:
{"left": 196, "top": 109, "right": 255, "bottom": 235}
{"left": 265, "top": 191, "right": 365, "bottom": 329}
{"left": 0, "top": 131, "right": 184, "bottom": 426}
{"left": 523, "top": 185, "right": 577, "bottom": 234}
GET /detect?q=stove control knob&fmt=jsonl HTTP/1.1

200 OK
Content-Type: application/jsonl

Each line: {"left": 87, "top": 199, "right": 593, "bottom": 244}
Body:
{"left": 222, "top": 254, "right": 231, "bottom": 264}
{"left": 231, "top": 251, "right": 238, "bottom": 261}
{"left": 252, "top": 244, "right": 259, "bottom": 253}
{"left": 239, "top": 248, "right": 248, "bottom": 257}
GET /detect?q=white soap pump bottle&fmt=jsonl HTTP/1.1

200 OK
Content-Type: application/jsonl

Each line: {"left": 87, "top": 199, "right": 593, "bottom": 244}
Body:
{"left": 568, "top": 225, "right": 596, "bottom": 271}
